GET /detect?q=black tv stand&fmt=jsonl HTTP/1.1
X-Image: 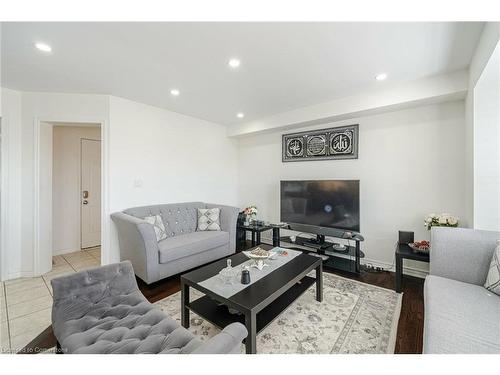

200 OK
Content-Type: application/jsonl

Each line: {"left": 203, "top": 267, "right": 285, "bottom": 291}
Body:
{"left": 279, "top": 226, "right": 365, "bottom": 274}
{"left": 296, "top": 234, "right": 329, "bottom": 249}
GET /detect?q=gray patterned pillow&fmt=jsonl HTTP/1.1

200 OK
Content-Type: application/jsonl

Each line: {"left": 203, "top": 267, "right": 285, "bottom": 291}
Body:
{"left": 484, "top": 242, "right": 500, "bottom": 296}
{"left": 197, "top": 208, "right": 221, "bottom": 231}
{"left": 144, "top": 214, "right": 167, "bottom": 241}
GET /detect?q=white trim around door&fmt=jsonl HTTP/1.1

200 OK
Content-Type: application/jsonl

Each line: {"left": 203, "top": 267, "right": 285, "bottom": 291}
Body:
{"left": 33, "top": 117, "right": 109, "bottom": 276}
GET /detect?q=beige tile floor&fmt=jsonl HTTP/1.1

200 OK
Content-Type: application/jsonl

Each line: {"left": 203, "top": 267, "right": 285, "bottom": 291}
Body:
{"left": 0, "top": 247, "right": 101, "bottom": 353}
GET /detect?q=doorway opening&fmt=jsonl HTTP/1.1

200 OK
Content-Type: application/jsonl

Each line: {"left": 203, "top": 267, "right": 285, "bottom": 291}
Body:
{"left": 51, "top": 122, "right": 102, "bottom": 270}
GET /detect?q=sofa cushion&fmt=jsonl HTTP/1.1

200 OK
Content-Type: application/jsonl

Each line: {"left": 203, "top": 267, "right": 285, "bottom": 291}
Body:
{"left": 158, "top": 231, "right": 229, "bottom": 264}
{"left": 424, "top": 275, "right": 500, "bottom": 353}
{"left": 197, "top": 208, "right": 221, "bottom": 231}
{"left": 484, "top": 242, "right": 500, "bottom": 296}
{"left": 124, "top": 202, "right": 203, "bottom": 237}
{"left": 143, "top": 214, "right": 167, "bottom": 241}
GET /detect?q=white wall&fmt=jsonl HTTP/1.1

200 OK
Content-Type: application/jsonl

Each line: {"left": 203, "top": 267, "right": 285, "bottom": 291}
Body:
{"left": 237, "top": 101, "right": 466, "bottom": 275}
{"left": 6, "top": 92, "right": 109, "bottom": 278}
{"left": 108, "top": 96, "right": 239, "bottom": 263}
{"left": 0, "top": 89, "right": 468, "bottom": 279}
{"left": 473, "top": 42, "right": 500, "bottom": 231}
{"left": 1, "top": 90, "right": 240, "bottom": 279}
{"left": 1, "top": 88, "right": 23, "bottom": 280}
{"left": 52, "top": 125, "right": 101, "bottom": 255}
{"left": 464, "top": 22, "right": 500, "bottom": 227}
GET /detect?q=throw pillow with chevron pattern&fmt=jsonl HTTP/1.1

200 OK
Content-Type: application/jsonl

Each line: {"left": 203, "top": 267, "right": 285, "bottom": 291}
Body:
{"left": 144, "top": 214, "right": 167, "bottom": 241}
{"left": 484, "top": 241, "right": 500, "bottom": 296}
{"left": 197, "top": 208, "right": 221, "bottom": 231}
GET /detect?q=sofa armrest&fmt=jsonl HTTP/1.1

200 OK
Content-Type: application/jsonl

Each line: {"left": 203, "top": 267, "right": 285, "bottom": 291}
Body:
{"left": 111, "top": 212, "right": 160, "bottom": 284}
{"left": 206, "top": 203, "right": 240, "bottom": 252}
{"left": 189, "top": 323, "right": 248, "bottom": 354}
{"left": 430, "top": 227, "right": 500, "bottom": 285}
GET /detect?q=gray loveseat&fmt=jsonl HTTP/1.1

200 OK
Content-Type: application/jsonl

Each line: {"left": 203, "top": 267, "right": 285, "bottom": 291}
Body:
{"left": 111, "top": 202, "right": 239, "bottom": 284}
{"left": 51, "top": 261, "right": 247, "bottom": 354}
{"left": 424, "top": 227, "right": 500, "bottom": 353}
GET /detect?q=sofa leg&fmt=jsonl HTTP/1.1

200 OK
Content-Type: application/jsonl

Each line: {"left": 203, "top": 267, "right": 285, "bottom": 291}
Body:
{"left": 56, "top": 341, "right": 63, "bottom": 354}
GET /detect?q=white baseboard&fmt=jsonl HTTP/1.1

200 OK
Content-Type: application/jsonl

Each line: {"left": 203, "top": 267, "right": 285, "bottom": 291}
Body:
{"left": 361, "top": 257, "right": 428, "bottom": 279}
{"left": 2, "top": 270, "right": 35, "bottom": 281}
{"left": 53, "top": 248, "right": 83, "bottom": 256}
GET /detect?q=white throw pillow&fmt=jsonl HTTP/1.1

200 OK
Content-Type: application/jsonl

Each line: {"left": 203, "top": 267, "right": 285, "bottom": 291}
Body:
{"left": 197, "top": 208, "right": 221, "bottom": 231}
{"left": 484, "top": 242, "right": 500, "bottom": 296}
{"left": 144, "top": 214, "right": 167, "bottom": 241}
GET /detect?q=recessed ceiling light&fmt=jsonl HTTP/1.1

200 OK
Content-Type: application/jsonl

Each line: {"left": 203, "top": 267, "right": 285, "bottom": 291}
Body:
{"left": 35, "top": 42, "right": 52, "bottom": 53}
{"left": 236, "top": 113, "right": 245, "bottom": 119}
{"left": 228, "top": 58, "right": 241, "bottom": 68}
{"left": 170, "top": 89, "right": 180, "bottom": 96}
{"left": 375, "top": 73, "right": 388, "bottom": 81}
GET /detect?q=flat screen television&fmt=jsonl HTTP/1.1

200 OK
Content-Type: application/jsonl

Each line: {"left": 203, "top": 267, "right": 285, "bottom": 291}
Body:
{"left": 280, "top": 180, "right": 360, "bottom": 233}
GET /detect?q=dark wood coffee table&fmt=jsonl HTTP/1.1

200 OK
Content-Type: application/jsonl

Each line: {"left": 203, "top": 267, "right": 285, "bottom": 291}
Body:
{"left": 180, "top": 245, "right": 323, "bottom": 354}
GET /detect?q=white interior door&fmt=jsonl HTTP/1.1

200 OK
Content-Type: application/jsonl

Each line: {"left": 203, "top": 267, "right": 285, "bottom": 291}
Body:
{"left": 81, "top": 139, "right": 101, "bottom": 249}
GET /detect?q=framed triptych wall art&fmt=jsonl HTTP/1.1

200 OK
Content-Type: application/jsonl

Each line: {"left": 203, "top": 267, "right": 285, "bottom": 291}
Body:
{"left": 282, "top": 124, "right": 359, "bottom": 162}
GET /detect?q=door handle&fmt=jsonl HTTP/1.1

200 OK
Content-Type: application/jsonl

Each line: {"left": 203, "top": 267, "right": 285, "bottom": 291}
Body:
{"left": 83, "top": 200, "right": 88, "bottom": 205}
{"left": 82, "top": 190, "right": 89, "bottom": 199}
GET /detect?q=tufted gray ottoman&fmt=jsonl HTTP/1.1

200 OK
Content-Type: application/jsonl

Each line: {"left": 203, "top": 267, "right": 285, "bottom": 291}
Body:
{"left": 51, "top": 261, "right": 247, "bottom": 354}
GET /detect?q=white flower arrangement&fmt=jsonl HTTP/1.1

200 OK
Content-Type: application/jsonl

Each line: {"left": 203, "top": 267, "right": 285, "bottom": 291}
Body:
{"left": 424, "top": 213, "right": 459, "bottom": 230}
{"left": 244, "top": 205, "right": 258, "bottom": 218}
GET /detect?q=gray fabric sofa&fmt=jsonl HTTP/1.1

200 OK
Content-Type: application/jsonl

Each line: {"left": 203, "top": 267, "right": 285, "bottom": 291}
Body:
{"left": 51, "top": 261, "right": 247, "bottom": 354}
{"left": 424, "top": 227, "right": 500, "bottom": 354}
{"left": 111, "top": 202, "right": 239, "bottom": 284}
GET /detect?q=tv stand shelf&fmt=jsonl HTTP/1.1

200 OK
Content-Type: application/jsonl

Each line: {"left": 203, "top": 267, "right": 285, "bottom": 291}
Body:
{"left": 277, "top": 236, "right": 365, "bottom": 274}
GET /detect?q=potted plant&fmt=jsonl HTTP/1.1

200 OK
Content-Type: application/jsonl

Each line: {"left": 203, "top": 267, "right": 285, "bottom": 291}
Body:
{"left": 424, "top": 213, "right": 459, "bottom": 230}
{"left": 243, "top": 205, "right": 258, "bottom": 225}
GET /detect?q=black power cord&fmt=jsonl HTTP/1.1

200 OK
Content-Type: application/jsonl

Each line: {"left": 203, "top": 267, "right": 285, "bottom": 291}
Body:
{"left": 361, "top": 242, "right": 398, "bottom": 273}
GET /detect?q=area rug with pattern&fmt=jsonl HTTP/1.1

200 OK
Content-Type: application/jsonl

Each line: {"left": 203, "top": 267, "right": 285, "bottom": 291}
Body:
{"left": 154, "top": 273, "right": 402, "bottom": 354}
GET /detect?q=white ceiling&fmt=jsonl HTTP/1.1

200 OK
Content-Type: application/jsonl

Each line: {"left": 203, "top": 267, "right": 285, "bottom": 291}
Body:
{"left": 1, "top": 22, "right": 484, "bottom": 125}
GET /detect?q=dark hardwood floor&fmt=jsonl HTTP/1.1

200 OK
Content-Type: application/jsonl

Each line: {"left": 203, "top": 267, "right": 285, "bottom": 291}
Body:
{"left": 22, "top": 241, "right": 424, "bottom": 354}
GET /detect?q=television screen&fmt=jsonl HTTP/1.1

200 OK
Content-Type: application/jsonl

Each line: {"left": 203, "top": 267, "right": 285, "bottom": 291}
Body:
{"left": 280, "top": 180, "right": 360, "bottom": 232}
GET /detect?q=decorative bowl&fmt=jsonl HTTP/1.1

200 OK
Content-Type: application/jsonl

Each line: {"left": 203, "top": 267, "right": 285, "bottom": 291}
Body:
{"left": 408, "top": 241, "right": 430, "bottom": 254}
{"left": 243, "top": 247, "right": 272, "bottom": 259}
{"left": 242, "top": 247, "right": 278, "bottom": 270}
{"left": 242, "top": 248, "right": 277, "bottom": 260}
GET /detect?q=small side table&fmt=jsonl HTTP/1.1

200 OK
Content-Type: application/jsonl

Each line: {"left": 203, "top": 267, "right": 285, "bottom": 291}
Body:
{"left": 395, "top": 243, "right": 429, "bottom": 293}
{"left": 237, "top": 224, "right": 281, "bottom": 247}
